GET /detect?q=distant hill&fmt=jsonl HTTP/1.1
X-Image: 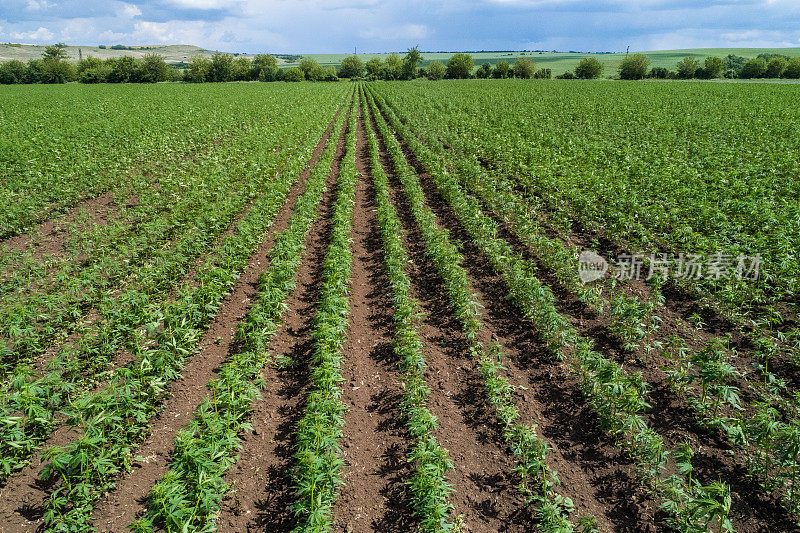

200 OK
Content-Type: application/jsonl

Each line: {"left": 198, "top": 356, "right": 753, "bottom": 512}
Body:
{"left": 0, "top": 44, "right": 300, "bottom": 65}
{"left": 2, "top": 43, "right": 799, "bottom": 74}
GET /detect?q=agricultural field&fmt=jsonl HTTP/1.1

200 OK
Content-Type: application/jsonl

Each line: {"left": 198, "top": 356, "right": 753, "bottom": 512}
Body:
{"left": 0, "top": 78, "right": 799, "bottom": 533}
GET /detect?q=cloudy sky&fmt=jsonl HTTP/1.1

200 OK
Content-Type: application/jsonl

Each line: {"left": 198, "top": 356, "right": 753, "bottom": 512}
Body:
{"left": 0, "top": 0, "right": 798, "bottom": 54}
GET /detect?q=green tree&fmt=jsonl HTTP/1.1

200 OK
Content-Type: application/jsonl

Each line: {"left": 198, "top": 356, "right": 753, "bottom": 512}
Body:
{"left": 299, "top": 57, "right": 321, "bottom": 79}
{"left": 402, "top": 46, "right": 422, "bottom": 79}
{"left": 740, "top": 57, "right": 767, "bottom": 78}
{"left": 618, "top": 53, "right": 650, "bottom": 80}
{"left": 252, "top": 54, "right": 278, "bottom": 80}
{"left": 77, "top": 56, "right": 103, "bottom": 75}
{"left": 185, "top": 55, "right": 211, "bottom": 83}
{"left": 512, "top": 57, "right": 535, "bottom": 79}
{"left": 365, "top": 57, "right": 383, "bottom": 79}
{"left": 106, "top": 56, "right": 136, "bottom": 83}
{"left": 322, "top": 65, "right": 339, "bottom": 81}
{"left": 766, "top": 56, "right": 788, "bottom": 78}
{"left": 42, "top": 43, "right": 69, "bottom": 61}
{"left": 446, "top": 53, "right": 474, "bottom": 79}
{"left": 0, "top": 60, "right": 27, "bottom": 84}
{"left": 283, "top": 67, "right": 304, "bottom": 82}
{"left": 384, "top": 53, "right": 403, "bottom": 80}
{"left": 137, "top": 54, "right": 168, "bottom": 83}
{"left": 208, "top": 52, "right": 233, "bottom": 82}
{"left": 231, "top": 57, "right": 251, "bottom": 81}
{"left": 783, "top": 57, "right": 800, "bottom": 79}
{"left": 475, "top": 63, "right": 492, "bottom": 78}
{"left": 534, "top": 68, "right": 552, "bottom": 79}
{"left": 703, "top": 56, "right": 724, "bottom": 78}
{"left": 492, "top": 60, "right": 510, "bottom": 79}
{"left": 426, "top": 60, "right": 446, "bottom": 80}
{"left": 338, "top": 55, "right": 364, "bottom": 78}
{"left": 575, "top": 57, "right": 604, "bottom": 79}
{"left": 676, "top": 56, "right": 700, "bottom": 79}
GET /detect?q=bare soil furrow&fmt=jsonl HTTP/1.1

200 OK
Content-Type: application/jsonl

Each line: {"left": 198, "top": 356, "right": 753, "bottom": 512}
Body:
{"left": 330, "top": 102, "right": 414, "bottom": 532}
{"left": 0, "top": 111, "right": 341, "bottom": 533}
{"left": 366, "top": 102, "right": 529, "bottom": 532}
{"left": 88, "top": 112, "right": 344, "bottom": 533}
{"left": 216, "top": 107, "right": 351, "bottom": 533}
{"left": 371, "top": 102, "right": 661, "bottom": 532}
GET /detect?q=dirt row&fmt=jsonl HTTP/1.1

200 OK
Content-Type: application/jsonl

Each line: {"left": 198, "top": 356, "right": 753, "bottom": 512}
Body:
{"left": 7, "top": 90, "right": 789, "bottom": 533}
{"left": 0, "top": 104, "right": 345, "bottom": 533}
{"left": 370, "top": 94, "right": 799, "bottom": 531}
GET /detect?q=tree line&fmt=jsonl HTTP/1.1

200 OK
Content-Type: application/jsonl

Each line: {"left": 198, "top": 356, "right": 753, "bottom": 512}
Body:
{"left": 616, "top": 52, "right": 800, "bottom": 80}
{"left": 2, "top": 43, "right": 798, "bottom": 85}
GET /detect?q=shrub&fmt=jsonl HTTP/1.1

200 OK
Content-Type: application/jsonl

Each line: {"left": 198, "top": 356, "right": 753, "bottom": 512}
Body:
{"left": 79, "top": 67, "right": 107, "bottom": 84}
{"left": 365, "top": 57, "right": 383, "bottom": 79}
{"left": 426, "top": 60, "right": 446, "bottom": 81}
{"left": 446, "top": 53, "right": 474, "bottom": 79}
{"left": 106, "top": 56, "right": 136, "bottom": 83}
{"left": 231, "top": 57, "right": 251, "bottom": 81}
{"left": 252, "top": 54, "right": 278, "bottom": 80}
{"left": 647, "top": 66, "right": 669, "bottom": 79}
{"left": 0, "top": 60, "right": 26, "bottom": 84}
{"left": 618, "top": 53, "right": 650, "bottom": 80}
{"left": 492, "top": 60, "right": 510, "bottom": 79}
{"left": 136, "top": 54, "right": 168, "bottom": 83}
{"left": 534, "top": 68, "right": 552, "bottom": 79}
{"left": 676, "top": 56, "right": 700, "bottom": 79}
{"left": 475, "top": 63, "right": 492, "bottom": 79}
{"left": 299, "top": 57, "right": 321, "bottom": 79}
{"left": 704, "top": 56, "right": 724, "bottom": 79}
{"left": 556, "top": 71, "right": 576, "bottom": 79}
{"left": 208, "top": 52, "right": 233, "bottom": 82}
{"left": 384, "top": 53, "right": 403, "bottom": 80}
{"left": 784, "top": 57, "right": 800, "bottom": 79}
{"left": 575, "top": 57, "right": 603, "bottom": 79}
{"left": 283, "top": 67, "right": 304, "bottom": 82}
{"left": 740, "top": 57, "right": 767, "bottom": 78}
{"left": 338, "top": 55, "right": 364, "bottom": 78}
{"left": 185, "top": 55, "right": 211, "bottom": 83}
{"left": 41, "top": 58, "right": 77, "bottom": 83}
{"left": 512, "top": 57, "right": 535, "bottom": 79}
{"left": 766, "top": 57, "right": 788, "bottom": 78}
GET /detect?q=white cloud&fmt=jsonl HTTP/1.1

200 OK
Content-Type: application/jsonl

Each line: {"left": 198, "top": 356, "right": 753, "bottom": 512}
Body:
{"left": 122, "top": 3, "right": 142, "bottom": 17}
{"left": 25, "top": 0, "right": 55, "bottom": 10}
{"left": 166, "top": 0, "right": 234, "bottom": 9}
{"left": 359, "top": 23, "right": 429, "bottom": 40}
{"left": 9, "top": 26, "right": 55, "bottom": 41}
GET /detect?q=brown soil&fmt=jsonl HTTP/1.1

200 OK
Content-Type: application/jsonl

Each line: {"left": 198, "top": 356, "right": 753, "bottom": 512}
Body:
{"left": 215, "top": 105, "right": 351, "bottom": 533}
{"left": 466, "top": 154, "right": 798, "bottom": 532}
{"left": 365, "top": 102, "right": 530, "bottom": 531}
{"left": 1, "top": 191, "right": 119, "bottom": 261}
{"left": 368, "top": 102, "right": 658, "bottom": 532}
{"left": 0, "top": 107, "right": 344, "bottom": 533}
{"left": 87, "top": 109, "right": 346, "bottom": 533}
{"left": 329, "top": 101, "right": 414, "bottom": 532}
{"left": 373, "top": 98, "right": 799, "bottom": 532}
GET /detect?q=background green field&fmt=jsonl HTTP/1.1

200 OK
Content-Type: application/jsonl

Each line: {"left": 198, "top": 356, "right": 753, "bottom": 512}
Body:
{"left": 3, "top": 43, "right": 800, "bottom": 74}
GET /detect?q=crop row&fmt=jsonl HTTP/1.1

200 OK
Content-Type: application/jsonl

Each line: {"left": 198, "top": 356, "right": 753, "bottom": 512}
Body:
{"left": 130, "top": 89, "right": 353, "bottom": 533}
{"left": 19, "top": 87, "right": 350, "bottom": 531}
{"left": 374, "top": 86, "right": 800, "bottom": 524}
{"left": 361, "top": 92, "right": 455, "bottom": 531}
{"left": 0, "top": 89, "right": 344, "bottom": 484}
{"left": 368, "top": 85, "right": 739, "bottom": 531}
{"left": 365, "top": 86, "right": 583, "bottom": 531}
